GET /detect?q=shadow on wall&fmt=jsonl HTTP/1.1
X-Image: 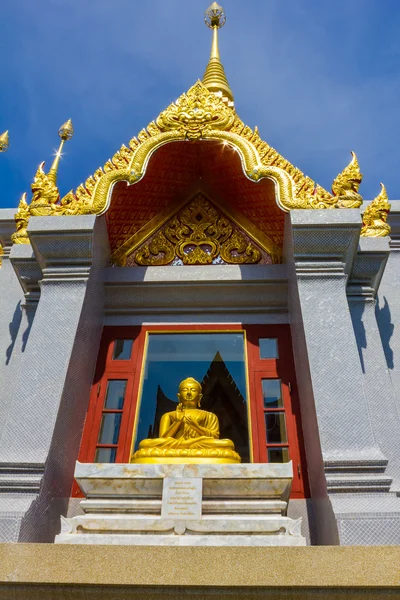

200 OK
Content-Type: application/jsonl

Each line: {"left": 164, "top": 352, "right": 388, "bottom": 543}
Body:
{"left": 376, "top": 296, "right": 394, "bottom": 370}
{"left": 22, "top": 306, "right": 36, "bottom": 353}
{"left": 351, "top": 300, "right": 367, "bottom": 374}
{"left": 5, "top": 301, "right": 21, "bottom": 365}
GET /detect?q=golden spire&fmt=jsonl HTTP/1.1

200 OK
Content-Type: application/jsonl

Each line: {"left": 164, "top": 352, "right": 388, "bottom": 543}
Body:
{"left": 0, "top": 131, "right": 9, "bottom": 152}
{"left": 202, "top": 3, "right": 234, "bottom": 104}
{"left": 47, "top": 119, "right": 74, "bottom": 185}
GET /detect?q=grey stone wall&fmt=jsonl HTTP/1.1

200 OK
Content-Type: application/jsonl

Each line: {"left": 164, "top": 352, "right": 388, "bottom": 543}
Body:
{"left": 0, "top": 211, "right": 24, "bottom": 428}
{"left": 285, "top": 209, "right": 400, "bottom": 545}
{"left": 0, "top": 215, "right": 110, "bottom": 542}
{"left": 376, "top": 201, "right": 400, "bottom": 403}
{"left": 348, "top": 236, "right": 400, "bottom": 491}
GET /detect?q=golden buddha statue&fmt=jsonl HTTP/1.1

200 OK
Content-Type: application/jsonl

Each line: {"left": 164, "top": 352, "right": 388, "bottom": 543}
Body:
{"left": 131, "top": 377, "right": 241, "bottom": 464}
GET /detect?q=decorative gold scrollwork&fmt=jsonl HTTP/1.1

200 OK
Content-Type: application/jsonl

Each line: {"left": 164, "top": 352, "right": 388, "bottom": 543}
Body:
{"left": 133, "top": 195, "right": 262, "bottom": 266}
{"left": 156, "top": 81, "right": 235, "bottom": 140}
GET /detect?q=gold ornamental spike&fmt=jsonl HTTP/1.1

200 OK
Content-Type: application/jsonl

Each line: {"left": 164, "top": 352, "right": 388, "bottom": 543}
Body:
{"left": 47, "top": 119, "right": 74, "bottom": 185}
{"left": 202, "top": 3, "right": 234, "bottom": 103}
{"left": 0, "top": 130, "right": 9, "bottom": 152}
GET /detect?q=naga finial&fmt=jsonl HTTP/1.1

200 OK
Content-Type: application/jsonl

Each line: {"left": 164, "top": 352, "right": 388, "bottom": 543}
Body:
{"left": 29, "top": 119, "right": 74, "bottom": 216}
{"left": 361, "top": 183, "right": 391, "bottom": 237}
{"left": 47, "top": 119, "right": 74, "bottom": 185}
{"left": 0, "top": 131, "right": 9, "bottom": 152}
{"left": 332, "top": 151, "right": 363, "bottom": 208}
{"left": 202, "top": 3, "right": 234, "bottom": 104}
{"left": 11, "top": 193, "right": 31, "bottom": 245}
{"left": 29, "top": 161, "right": 60, "bottom": 216}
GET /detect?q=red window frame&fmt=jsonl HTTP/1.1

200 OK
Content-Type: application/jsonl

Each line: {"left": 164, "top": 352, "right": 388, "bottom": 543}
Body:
{"left": 74, "top": 324, "right": 309, "bottom": 498}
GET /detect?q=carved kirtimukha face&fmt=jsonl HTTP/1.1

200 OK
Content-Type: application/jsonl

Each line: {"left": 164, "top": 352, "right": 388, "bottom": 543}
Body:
{"left": 177, "top": 378, "right": 203, "bottom": 408}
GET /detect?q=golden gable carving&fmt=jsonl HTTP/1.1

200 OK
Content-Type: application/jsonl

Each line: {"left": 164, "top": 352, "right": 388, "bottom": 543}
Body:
{"left": 127, "top": 194, "right": 265, "bottom": 267}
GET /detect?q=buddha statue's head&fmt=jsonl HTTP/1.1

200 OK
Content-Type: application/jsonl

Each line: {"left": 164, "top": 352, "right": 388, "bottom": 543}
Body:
{"left": 177, "top": 377, "right": 203, "bottom": 408}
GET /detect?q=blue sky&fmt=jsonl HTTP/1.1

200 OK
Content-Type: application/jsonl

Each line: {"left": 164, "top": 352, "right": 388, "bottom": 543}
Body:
{"left": 1, "top": 0, "right": 399, "bottom": 209}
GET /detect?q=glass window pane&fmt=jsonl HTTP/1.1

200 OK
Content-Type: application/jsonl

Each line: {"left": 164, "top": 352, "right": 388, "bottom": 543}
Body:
{"left": 113, "top": 339, "right": 133, "bottom": 360}
{"left": 134, "top": 332, "right": 250, "bottom": 462}
{"left": 104, "top": 380, "right": 127, "bottom": 409}
{"left": 259, "top": 338, "right": 278, "bottom": 359}
{"left": 262, "top": 379, "right": 283, "bottom": 408}
{"left": 95, "top": 447, "right": 117, "bottom": 463}
{"left": 268, "top": 447, "right": 290, "bottom": 463}
{"left": 98, "top": 413, "right": 122, "bottom": 444}
{"left": 265, "top": 412, "right": 287, "bottom": 443}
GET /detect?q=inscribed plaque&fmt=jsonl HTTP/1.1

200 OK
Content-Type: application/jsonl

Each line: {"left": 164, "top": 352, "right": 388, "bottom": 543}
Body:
{"left": 161, "top": 477, "right": 202, "bottom": 520}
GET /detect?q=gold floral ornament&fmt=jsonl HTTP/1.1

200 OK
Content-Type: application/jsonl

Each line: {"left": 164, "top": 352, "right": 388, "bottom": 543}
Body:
{"left": 0, "top": 131, "right": 9, "bottom": 152}
{"left": 133, "top": 195, "right": 262, "bottom": 266}
{"left": 361, "top": 183, "right": 391, "bottom": 237}
{"left": 332, "top": 151, "right": 363, "bottom": 208}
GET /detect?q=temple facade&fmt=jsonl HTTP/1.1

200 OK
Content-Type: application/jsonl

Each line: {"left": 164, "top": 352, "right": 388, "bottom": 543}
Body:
{"left": 0, "top": 2, "right": 399, "bottom": 597}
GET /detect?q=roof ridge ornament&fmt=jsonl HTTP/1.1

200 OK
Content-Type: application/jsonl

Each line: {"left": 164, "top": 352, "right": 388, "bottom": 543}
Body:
{"left": 202, "top": 3, "right": 234, "bottom": 104}
{"left": 332, "top": 151, "right": 363, "bottom": 208}
{"left": 0, "top": 130, "right": 9, "bottom": 152}
{"left": 361, "top": 183, "right": 391, "bottom": 237}
{"left": 11, "top": 119, "right": 75, "bottom": 244}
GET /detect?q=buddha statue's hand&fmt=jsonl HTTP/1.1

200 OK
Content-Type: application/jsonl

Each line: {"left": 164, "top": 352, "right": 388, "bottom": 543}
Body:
{"left": 176, "top": 403, "right": 185, "bottom": 421}
{"left": 184, "top": 414, "right": 210, "bottom": 437}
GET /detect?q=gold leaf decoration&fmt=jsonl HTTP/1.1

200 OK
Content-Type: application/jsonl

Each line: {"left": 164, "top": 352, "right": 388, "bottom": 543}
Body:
{"left": 11, "top": 193, "right": 30, "bottom": 245}
{"left": 361, "top": 183, "right": 391, "bottom": 237}
{"left": 156, "top": 81, "right": 235, "bottom": 140}
{"left": 133, "top": 194, "right": 263, "bottom": 266}
{"left": 332, "top": 151, "right": 363, "bottom": 208}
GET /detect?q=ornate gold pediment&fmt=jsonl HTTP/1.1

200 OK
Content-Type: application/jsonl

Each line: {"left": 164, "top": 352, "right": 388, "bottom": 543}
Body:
{"left": 13, "top": 82, "right": 381, "bottom": 244}
{"left": 117, "top": 193, "right": 273, "bottom": 267}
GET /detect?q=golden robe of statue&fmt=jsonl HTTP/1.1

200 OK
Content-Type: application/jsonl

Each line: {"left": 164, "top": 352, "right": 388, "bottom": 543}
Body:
{"left": 131, "top": 377, "right": 241, "bottom": 464}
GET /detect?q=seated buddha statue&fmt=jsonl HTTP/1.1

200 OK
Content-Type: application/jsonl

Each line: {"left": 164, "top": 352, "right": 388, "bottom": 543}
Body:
{"left": 131, "top": 377, "right": 241, "bottom": 464}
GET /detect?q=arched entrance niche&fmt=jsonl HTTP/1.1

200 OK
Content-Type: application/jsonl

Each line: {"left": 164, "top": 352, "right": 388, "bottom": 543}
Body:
{"left": 105, "top": 140, "right": 285, "bottom": 266}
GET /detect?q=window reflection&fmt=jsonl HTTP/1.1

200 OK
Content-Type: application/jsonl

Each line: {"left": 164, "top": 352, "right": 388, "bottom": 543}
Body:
{"left": 98, "top": 413, "right": 122, "bottom": 444}
{"left": 95, "top": 448, "right": 117, "bottom": 463}
{"left": 135, "top": 333, "right": 250, "bottom": 462}
{"left": 268, "top": 448, "right": 290, "bottom": 463}
{"left": 265, "top": 412, "right": 287, "bottom": 444}
{"left": 259, "top": 338, "right": 278, "bottom": 359}
{"left": 113, "top": 339, "right": 133, "bottom": 360}
{"left": 262, "top": 379, "right": 282, "bottom": 408}
{"left": 104, "top": 380, "right": 126, "bottom": 410}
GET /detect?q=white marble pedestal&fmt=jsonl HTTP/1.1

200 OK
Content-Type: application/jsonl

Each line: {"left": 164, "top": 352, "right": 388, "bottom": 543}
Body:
{"left": 56, "top": 462, "right": 306, "bottom": 546}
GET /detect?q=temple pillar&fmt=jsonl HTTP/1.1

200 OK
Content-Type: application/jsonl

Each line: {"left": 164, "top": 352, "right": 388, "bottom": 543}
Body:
{"left": 376, "top": 201, "right": 400, "bottom": 401}
{"left": 285, "top": 210, "right": 395, "bottom": 545}
{"left": 348, "top": 237, "right": 400, "bottom": 491}
{"left": 0, "top": 215, "right": 110, "bottom": 542}
{"left": 0, "top": 245, "right": 42, "bottom": 442}
{"left": 0, "top": 210, "right": 24, "bottom": 427}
